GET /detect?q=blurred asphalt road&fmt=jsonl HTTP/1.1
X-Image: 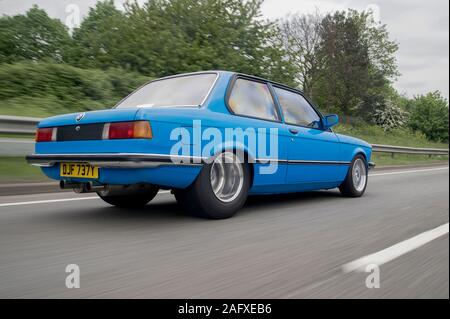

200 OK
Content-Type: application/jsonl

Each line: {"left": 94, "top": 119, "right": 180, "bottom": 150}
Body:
{"left": 0, "top": 165, "right": 448, "bottom": 298}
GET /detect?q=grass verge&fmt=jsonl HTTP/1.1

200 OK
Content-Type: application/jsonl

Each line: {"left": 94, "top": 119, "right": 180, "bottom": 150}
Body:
{"left": 0, "top": 157, "right": 50, "bottom": 183}
{"left": 334, "top": 123, "right": 448, "bottom": 149}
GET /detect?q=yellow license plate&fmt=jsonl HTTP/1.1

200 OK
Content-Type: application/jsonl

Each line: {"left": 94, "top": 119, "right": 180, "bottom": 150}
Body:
{"left": 60, "top": 162, "right": 99, "bottom": 179}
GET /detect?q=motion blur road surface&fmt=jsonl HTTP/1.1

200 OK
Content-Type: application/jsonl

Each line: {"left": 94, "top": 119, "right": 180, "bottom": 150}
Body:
{"left": 0, "top": 165, "right": 448, "bottom": 298}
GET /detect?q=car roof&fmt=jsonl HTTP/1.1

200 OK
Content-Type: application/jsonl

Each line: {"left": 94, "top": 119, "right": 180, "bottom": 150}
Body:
{"left": 213, "top": 71, "right": 305, "bottom": 96}
{"left": 155, "top": 70, "right": 306, "bottom": 96}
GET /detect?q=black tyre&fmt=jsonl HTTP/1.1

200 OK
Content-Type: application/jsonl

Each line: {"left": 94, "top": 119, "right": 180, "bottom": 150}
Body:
{"left": 174, "top": 151, "right": 251, "bottom": 219}
{"left": 339, "top": 154, "right": 368, "bottom": 197}
{"left": 97, "top": 185, "right": 159, "bottom": 208}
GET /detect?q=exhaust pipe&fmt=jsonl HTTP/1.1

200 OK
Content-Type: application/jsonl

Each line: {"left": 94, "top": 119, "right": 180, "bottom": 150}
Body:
{"left": 60, "top": 181, "right": 154, "bottom": 195}
{"left": 60, "top": 181, "right": 105, "bottom": 193}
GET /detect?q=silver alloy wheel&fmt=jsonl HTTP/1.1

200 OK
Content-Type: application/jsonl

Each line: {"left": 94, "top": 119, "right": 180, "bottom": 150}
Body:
{"left": 352, "top": 158, "right": 367, "bottom": 192}
{"left": 210, "top": 152, "right": 244, "bottom": 203}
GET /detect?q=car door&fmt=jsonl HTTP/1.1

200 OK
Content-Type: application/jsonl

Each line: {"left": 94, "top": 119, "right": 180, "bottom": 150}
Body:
{"left": 271, "top": 86, "right": 343, "bottom": 185}
{"left": 226, "top": 77, "right": 289, "bottom": 189}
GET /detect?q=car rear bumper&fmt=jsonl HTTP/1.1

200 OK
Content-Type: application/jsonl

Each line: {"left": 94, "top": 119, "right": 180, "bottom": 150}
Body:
{"left": 26, "top": 153, "right": 205, "bottom": 168}
{"left": 368, "top": 161, "right": 376, "bottom": 169}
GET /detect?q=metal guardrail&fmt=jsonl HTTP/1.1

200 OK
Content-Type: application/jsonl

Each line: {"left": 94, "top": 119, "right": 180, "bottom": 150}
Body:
{"left": 0, "top": 115, "right": 40, "bottom": 135}
{"left": 0, "top": 138, "right": 35, "bottom": 156}
{"left": 372, "top": 144, "right": 449, "bottom": 156}
{"left": 0, "top": 115, "right": 449, "bottom": 157}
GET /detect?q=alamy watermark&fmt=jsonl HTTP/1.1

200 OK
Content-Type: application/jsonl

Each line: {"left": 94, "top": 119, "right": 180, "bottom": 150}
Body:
{"left": 65, "top": 4, "right": 81, "bottom": 29}
{"left": 65, "top": 264, "right": 80, "bottom": 289}
{"left": 365, "top": 264, "right": 380, "bottom": 289}
{"left": 169, "top": 120, "right": 280, "bottom": 175}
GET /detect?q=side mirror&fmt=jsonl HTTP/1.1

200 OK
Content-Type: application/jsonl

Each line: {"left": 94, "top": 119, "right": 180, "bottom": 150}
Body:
{"left": 323, "top": 114, "right": 339, "bottom": 129}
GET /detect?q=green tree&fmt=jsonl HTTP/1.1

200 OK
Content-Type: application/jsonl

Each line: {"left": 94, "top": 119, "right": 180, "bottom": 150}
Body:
{"left": 0, "top": 5, "right": 72, "bottom": 63}
{"left": 310, "top": 10, "right": 398, "bottom": 116}
{"left": 70, "top": 0, "right": 127, "bottom": 69}
{"left": 408, "top": 91, "right": 449, "bottom": 142}
{"left": 278, "top": 11, "right": 323, "bottom": 96}
{"left": 69, "top": 0, "right": 297, "bottom": 83}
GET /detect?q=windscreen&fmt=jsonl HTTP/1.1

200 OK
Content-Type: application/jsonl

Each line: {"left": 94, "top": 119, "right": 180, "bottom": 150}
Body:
{"left": 115, "top": 73, "right": 218, "bottom": 108}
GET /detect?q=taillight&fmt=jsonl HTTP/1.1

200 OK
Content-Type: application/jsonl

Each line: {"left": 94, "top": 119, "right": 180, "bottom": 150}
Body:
{"left": 106, "top": 121, "right": 152, "bottom": 140}
{"left": 36, "top": 127, "right": 56, "bottom": 142}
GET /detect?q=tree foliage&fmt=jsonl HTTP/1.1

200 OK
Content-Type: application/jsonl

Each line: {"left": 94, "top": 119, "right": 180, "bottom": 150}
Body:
{"left": 278, "top": 11, "right": 322, "bottom": 96}
{"left": 408, "top": 91, "right": 449, "bottom": 142}
{"left": 0, "top": 5, "right": 72, "bottom": 63}
{"left": 67, "top": 0, "right": 297, "bottom": 84}
{"left": 311, "top": 10, "right": 398, "bottom": 116}
{"left": 69, "top": 0, "right": 126, "bottom": 69}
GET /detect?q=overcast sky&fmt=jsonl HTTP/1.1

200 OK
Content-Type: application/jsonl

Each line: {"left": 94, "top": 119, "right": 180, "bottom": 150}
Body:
{"left": 0, "top": 0, "right": 448, "bottom": 99}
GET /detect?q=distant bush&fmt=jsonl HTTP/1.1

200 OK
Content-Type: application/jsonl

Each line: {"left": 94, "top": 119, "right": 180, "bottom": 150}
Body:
{"left": 0, "top": 62, "right": 149, "bottom": 117}
{"left": 372, "top": 99, "right": 409, "bottom": 131}
{"left": 408, "top": 91, "right": 449, "bottom": 143}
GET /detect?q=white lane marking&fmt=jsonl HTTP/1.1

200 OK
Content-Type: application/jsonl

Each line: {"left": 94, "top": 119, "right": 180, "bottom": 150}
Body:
{"left": 0, "top": 196, "right": 98, "bottom": 207}
{"left": 369, "top": 166, "right": 448, "bottom": 177}
{"left": 342, "top": 223, "right": 449, "bottom": 273}
{"left": 0, "top": 190, "right": 171, "bottom": 207}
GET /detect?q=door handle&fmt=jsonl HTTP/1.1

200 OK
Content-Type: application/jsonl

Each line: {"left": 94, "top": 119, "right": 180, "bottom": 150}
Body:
{"left": 289, "top": 128, "right": 299, "bottom": 135}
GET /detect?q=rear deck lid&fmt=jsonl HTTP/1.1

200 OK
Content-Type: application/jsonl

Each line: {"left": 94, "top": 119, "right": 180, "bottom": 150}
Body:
{"left": 38, "top": 108, "right": 140, "bottom": 128}
{"left": 37, "top": 108, "right": 141, "bottom": 142}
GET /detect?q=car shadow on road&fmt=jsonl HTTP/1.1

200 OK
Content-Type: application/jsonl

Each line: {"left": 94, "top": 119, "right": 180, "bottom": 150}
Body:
{"left": 246, "top": 190, "right": 341, "bottom": 208}
{"left": 32, "top": 190, "right": 344, "bottom": 231}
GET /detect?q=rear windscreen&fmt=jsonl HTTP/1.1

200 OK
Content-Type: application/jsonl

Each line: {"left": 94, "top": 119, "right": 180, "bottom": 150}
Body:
{"left": 115, "top": 73, "right": 218, "bottom": 109}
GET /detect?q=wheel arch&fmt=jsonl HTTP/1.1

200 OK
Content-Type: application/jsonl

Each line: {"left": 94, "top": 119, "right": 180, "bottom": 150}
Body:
{"left": 351, "top": 147, "right": 370, "bottom": 164}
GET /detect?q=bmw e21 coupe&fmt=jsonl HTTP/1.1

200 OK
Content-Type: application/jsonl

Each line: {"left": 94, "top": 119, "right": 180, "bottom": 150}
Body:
{"left": 27, "top": 71, "right": 374, "bottom": 219}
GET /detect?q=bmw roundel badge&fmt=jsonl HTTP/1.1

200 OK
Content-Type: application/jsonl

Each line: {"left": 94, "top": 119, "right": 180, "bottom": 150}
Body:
{"left": 76, "top": 112, "right": 85, "bottom": 122}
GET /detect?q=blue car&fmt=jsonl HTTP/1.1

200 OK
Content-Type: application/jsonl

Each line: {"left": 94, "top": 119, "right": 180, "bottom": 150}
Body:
{"left": 27, "top": 71, "right": 374, "bottom": 219}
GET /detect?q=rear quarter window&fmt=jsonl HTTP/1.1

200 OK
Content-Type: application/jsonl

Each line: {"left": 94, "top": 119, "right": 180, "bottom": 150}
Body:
{"left": 228, "top": 78, "right": 279, "bottom": 121}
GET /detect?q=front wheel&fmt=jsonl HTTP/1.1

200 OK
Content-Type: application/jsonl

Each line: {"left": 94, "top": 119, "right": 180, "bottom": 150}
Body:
{"left": 97, "top": 185, "right": 159, "bottom": 208}
{"left": 339, "top": 155, "right": 368, "bottom": 197}
{"left": 174, "top": 151, "right": 251, "bottom": 219}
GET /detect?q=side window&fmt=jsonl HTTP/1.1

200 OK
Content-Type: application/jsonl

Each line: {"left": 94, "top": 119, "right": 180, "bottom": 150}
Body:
{"left": 228, "top": 78, "right": 279, "bottom": 121}
{"left": 274, "top": 87, "right": 322, "bottom": 129}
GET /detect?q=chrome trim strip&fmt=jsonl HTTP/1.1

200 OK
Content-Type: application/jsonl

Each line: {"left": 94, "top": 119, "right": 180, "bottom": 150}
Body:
{"left": 287, "top": 160, "right": 351, "bottom": 165}
{"left": 255, "top": 158, "right": 351, "bottom": 165}
{"left": 27, "top": 152, "right": 351, "bottom": 168}
{"left": 199, "top": 72, "right": 220, "bottom": 106}
{"left": 26, "top": 153, "right": 206, "bottom": 168}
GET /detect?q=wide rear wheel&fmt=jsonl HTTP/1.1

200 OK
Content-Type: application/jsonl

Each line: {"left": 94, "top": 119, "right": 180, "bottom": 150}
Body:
{"left": 174, "top": 151, "right": 251, "bottom": 219}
